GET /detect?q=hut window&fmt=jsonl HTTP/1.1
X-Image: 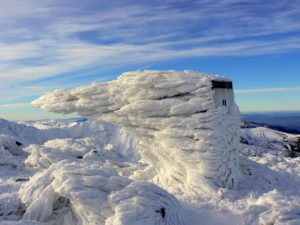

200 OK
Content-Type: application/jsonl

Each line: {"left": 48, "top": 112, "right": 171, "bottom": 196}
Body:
{"left": 222, "top": 99, "right": 227, "bottom": 106}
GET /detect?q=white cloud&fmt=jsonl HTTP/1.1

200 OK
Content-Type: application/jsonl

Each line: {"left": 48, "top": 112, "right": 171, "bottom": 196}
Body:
{"left": 0, "top": 0, "right": 299, "bottom": 102}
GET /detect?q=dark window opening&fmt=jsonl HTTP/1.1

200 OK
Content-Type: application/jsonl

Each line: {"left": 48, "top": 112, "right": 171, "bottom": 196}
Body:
{"left": 156, "top": 208, "right": 166, "bottom": 219}
{"left": 16, "top": 141, "right": 22, "bottom": 146}
{"left": 222, "top": 99, "right": 227, "bottom": 106}
{"left": 212, "top": 80, "right": 233, "bottom": 89}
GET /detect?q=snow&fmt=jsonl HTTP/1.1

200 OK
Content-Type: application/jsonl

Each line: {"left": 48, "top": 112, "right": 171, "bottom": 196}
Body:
{"left": 1, "top": 118, "right": 300, "bottom": 224}
{"left": 20, "top": 128, "right": 187, "bottom": 224}
{"left": 21, "top": 159, "right": 187, "bottom": 225}
{"left": 0, "top": 71, "right": 300, "bottom": 225}
{"left": 33, "top": 70, "right": 240, "bottom": 192}
{"left": 241, "top": 127, "right": 299, "bottom": 157}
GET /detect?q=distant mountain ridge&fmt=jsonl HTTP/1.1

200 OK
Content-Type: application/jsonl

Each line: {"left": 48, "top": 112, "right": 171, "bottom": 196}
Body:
{"left": 241, "top": 120, "right": 300, "bottom": 134}
{"left": 241, "top": 112, "right": 300, "bottom": 134}
{"left": 241, "top": 120, "right": 300, "bottom": 158}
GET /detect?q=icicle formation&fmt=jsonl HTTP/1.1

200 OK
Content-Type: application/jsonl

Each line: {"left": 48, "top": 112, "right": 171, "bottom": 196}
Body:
{"left": 33, "top": 70, "right": 240, "bottom": 191}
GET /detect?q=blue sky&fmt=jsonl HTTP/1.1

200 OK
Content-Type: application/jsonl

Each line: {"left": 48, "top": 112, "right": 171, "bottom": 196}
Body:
{"left": 0, "top": 0, "right": 300, "bottom": 120}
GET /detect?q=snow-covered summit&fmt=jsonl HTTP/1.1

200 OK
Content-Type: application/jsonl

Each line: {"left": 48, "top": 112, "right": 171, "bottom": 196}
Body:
{"left": 33, "top": 70, "right": 240, "bottom": 191}
{"left": 1, "top": 118, "right": 300, "bottom": 224}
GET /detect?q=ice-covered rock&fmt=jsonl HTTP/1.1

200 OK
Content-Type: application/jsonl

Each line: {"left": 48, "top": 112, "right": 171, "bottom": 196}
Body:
{"left": 24, "top": 128, "right": 139, "bottom": 170}
{"left": 0, "top": 134, "right": 26, "bottom": 168}
{"left": 19, "top": 124, "right": 187, "bottom": 225}
{"left": 0, "top": 147, "right": 23, "bottom": 168}
{"left": 242, "top": 189, "right": 300, "bottom": 225}
{"left": 24, "top": 138, "right": 101, "bottom": 168}
{"left": 0, "top": 134, "right": 25, "bottom": 156}
{"left": 20, "top": 160, "right": 187, "bottom": 225}
{"left": 17, "top": 70, "right": 241, "bottom": 225}
{"left": 0, "top": 118, "right": 121, "bottom": 147}
{"left": 33, "top": 70, "right": 240, "bottom": 192}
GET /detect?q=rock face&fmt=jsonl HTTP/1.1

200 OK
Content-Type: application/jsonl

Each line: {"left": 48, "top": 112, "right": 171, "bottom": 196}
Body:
{"left": 33, "top": 70, "right": 240, "bottom": 192}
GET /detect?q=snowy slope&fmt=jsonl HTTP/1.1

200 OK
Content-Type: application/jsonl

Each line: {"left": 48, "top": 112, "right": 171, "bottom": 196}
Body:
{"left": 241, "top": 125, "right": 300, "bottom": 157}
{"left": 0, "top": 118, "right": 300, "bottom": 225}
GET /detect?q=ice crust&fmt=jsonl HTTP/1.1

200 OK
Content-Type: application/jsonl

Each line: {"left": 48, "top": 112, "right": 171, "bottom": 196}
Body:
{"left": 33, "top": 70, "right": 240, "bottom": 192}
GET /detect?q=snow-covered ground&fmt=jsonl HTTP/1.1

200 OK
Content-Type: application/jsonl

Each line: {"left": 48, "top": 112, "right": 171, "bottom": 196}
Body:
{"left": 1, "top": 70, "right": 300, "bottom": 225}
{"left": 1, "top": 118, "right": 300, "bottom": 225}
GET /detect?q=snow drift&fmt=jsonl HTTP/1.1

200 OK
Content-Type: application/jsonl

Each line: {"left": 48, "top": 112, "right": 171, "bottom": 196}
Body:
{"left": 33, "top": 70, "right": 240, "bottom": 192}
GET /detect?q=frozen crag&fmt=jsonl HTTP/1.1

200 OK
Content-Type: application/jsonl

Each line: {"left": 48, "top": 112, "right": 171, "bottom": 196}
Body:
{"left": 16, "top": 70, "right": 241, "bottom": 225}
{"left": 33, "top": 70, "right": 240, "bottom": 192}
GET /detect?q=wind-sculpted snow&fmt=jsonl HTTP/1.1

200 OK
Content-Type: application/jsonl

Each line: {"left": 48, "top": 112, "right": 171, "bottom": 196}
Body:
{"left": 33, "top": 70, "right": 240, "bottom": 192}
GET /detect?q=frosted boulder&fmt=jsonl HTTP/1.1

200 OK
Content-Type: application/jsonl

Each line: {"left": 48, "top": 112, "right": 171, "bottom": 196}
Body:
{"left": 33, "top": 70, "right": 240, "bottom": 192}
{"left": 107, "top": 182, "right": 187, "bottom": 225}
{"left": 0, "top": 134, "right": 25, "bottom": 156}
{"left": 24, "top": 138, "right": 105, "bottom": 169}
{"left": 0, "top": 134, "right": 27, "bottom": 168}
{"left": 20, "top": 161, "right": 187, "bottom": 225}
{"left": 0, "top": 146, "right": 23, "bottom": 168}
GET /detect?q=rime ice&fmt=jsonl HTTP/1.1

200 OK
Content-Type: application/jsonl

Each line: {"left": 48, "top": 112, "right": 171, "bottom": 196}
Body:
{"left": 13, "top": 70, "right": 242, "bottom": 225}
{"left": 33, "top": 70, "right": 240, "bottom": 191}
